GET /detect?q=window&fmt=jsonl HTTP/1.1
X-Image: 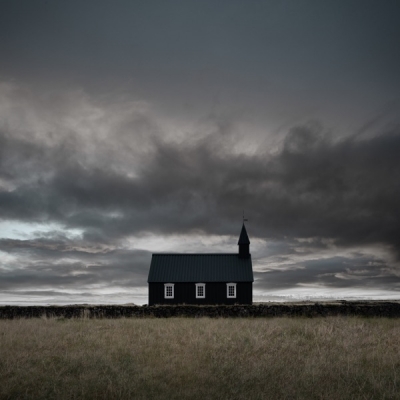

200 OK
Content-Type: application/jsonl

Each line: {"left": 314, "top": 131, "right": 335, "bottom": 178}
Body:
{"left": 195, "top": 283, "right": 206, "bottom": 299}
{"left": 164, "top": 283, "right": 174, "bottom": 299}
{"left": 227, "top": 283, "right": 237, "bottom": 298}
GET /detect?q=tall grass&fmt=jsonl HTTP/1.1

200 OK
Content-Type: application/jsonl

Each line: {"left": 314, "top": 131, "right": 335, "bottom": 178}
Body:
{"left": 1, "top": 317, "right": 399, "bottom": 399}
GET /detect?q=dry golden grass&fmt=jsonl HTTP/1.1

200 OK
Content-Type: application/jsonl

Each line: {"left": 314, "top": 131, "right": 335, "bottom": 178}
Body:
{"left": 1, "top": 317, "right": 400, "bottom": 399}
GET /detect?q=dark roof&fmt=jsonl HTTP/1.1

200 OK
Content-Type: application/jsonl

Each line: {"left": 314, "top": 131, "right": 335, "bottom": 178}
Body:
{"left": 148, "top": 253, "right": 253, "bottom": 283}
{"left": 238, "top": 223, "right": 250, "bottom": 245}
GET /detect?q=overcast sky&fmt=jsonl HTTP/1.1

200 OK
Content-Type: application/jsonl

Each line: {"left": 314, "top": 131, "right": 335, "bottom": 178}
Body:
{"left": 1, "top": 0, "right": 400, "bottom": 304}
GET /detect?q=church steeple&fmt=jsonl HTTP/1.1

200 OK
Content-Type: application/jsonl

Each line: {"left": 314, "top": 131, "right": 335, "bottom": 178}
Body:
{"left": 238, "top": 223, "right": 250, "bottom": 258}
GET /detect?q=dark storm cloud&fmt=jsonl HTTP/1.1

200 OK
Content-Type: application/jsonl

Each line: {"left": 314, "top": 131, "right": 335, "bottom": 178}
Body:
{"left": 263, "top": 124, "right": 400, "bottom": 246}
{"left": 1, "top": 110, "right": 400, "bottom": 255}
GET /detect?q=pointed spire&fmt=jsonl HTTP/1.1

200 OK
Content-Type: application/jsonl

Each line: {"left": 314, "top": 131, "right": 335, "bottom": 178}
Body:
{"left": 238, "top": 223, "right": 250, "bottom": 245}
{"left": 238, "top": 223, "right": 250, "bottom": 258}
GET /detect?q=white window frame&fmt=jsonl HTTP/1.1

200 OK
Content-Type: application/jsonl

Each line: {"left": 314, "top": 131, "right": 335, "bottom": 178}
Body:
{"left": 195, "top": 283, "right": 206, "bottom": 299}
{"left": 164, "top": 283, "right": 174, "bottom": 299}
{"left": 227, "top": 283, "right": 237, "bottom": 298}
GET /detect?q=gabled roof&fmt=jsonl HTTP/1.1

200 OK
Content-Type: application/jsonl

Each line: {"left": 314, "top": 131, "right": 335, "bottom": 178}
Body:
{"left": 238, "top": 223, "right": 250, "bottom": 245}
{"left": 148, "top": 253, "right": 253, "bottom": 283}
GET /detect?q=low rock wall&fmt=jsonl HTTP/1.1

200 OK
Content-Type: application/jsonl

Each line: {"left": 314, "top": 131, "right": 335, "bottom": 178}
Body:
{"left": 1, "top": 302, "right": 400, "bottom": 319}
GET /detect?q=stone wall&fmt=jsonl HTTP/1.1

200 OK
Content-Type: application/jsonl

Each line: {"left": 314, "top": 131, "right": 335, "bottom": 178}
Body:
{"left": 2, "top": 301, "right": 400, "bottom": 319}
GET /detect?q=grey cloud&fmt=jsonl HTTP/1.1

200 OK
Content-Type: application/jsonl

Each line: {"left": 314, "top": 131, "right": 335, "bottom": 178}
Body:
{"left": 0, "top": 235, "right": 151, "bottom": 291}
{"left": 1, "top": 115, "right": 400, "bottom": 255}
{"left": 254, "top": 255, "right": 400, "bottom": 292}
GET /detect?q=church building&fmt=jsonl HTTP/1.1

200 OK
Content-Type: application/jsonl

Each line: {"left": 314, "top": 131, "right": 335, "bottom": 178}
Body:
{"left": 147, "top": 223, "right": 253, "bottom": 305}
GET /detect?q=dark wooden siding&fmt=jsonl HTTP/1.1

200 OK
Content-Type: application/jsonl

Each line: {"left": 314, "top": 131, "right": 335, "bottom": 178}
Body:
{"left": 148, "top": 282, "right": 252, "bottom": 305}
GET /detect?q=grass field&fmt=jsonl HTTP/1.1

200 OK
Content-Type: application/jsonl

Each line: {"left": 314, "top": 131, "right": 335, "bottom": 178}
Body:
{"left": 1, "top": 317, "right": 400, "bottom": 399}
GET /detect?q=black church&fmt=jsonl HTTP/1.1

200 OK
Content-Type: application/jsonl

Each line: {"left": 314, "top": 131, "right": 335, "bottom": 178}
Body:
{"left": 147, "top": 224, "right": 253, "bottom": 305}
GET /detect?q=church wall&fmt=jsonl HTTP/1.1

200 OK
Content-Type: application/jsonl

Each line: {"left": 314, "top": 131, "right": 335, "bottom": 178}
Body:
{"left": 148, "top": 282, "right": 252, "bottom": 306}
